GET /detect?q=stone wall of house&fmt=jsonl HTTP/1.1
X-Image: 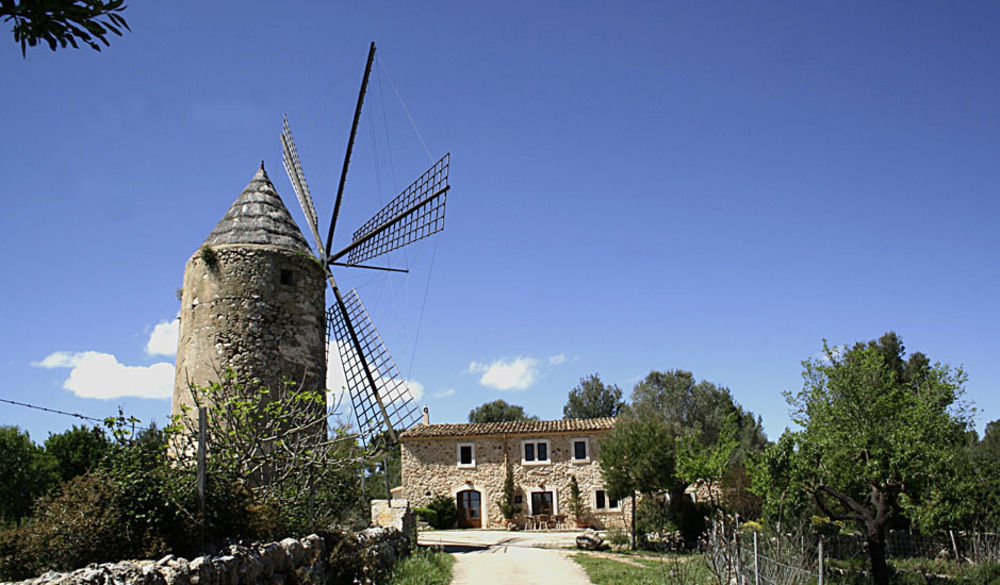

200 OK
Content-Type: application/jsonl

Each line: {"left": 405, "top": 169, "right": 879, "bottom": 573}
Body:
{"left": 172, "top": 245, "right": 327, "bottom": 421}
{"left": 400, "top": 431, "right": 629, "bottom": 530}
{"left": 6, "top": 529, "right": 409, "bottom": 585}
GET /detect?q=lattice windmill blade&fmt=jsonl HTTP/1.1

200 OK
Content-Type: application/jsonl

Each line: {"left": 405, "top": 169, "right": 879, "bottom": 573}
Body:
{"left": 328, "top": 153, "right": 450, "bottom": 266}
{"left": 281, "top": 116, "right": 326, "bottom": 257}
{"left": 328, "top": 288, "right": 423, "bottom": 450}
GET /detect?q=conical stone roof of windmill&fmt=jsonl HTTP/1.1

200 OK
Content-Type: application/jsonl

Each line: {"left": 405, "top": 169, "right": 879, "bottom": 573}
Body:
{"left": 202, "top": 163, "right": 311, "bottom": 253}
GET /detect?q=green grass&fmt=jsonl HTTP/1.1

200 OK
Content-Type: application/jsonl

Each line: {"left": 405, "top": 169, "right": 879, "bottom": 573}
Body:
{"left": 572, "top": 552, "right": 715, "bottom": 585}
{"left": 387, "top": 546, "right": 455, "bottom": 585}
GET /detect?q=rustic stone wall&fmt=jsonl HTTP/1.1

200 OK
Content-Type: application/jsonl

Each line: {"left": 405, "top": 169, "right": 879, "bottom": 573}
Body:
{"left": 5, "top": 530, "right": 409, "bottom": 585}
{"left": 172, "top": 244, "right": 327, "bottom": 420}
{"left": 400, "top": 431, "right": 629, "bottom": 530}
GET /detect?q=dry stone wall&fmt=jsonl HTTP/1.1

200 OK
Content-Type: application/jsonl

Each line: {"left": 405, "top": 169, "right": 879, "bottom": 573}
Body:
{"left": 3, "top": 529, "right": 409, "bottom": 585}
{"left": 400, "top": 431, "right": 629, "bottom": 530}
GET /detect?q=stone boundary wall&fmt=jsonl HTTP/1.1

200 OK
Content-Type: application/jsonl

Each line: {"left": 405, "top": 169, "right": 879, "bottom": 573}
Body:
{"left": 3, "top": 528, "right": 409, "bottom": 585}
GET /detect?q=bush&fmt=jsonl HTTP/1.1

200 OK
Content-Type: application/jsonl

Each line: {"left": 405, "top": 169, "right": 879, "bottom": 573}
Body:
{"left": 413, "top": 506, "right": 438, "bottom": 527}
{"left": 427, "top": 495, "right": 457, "bottom": 529}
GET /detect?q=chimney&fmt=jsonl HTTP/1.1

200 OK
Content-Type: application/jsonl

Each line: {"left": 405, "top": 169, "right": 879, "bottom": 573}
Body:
{"left": 422, "top": 405, "right": 430, "bottom": 426}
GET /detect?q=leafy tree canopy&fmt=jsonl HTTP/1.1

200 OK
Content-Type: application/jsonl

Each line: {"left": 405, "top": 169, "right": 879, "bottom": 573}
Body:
{"left": 787, "top": 331, "right": 971, "bottom": 585}
{"left": 468, "top": 399, "right": 537, "bottom": 423}
{"left": 0, "top": 426, "right": 58, "bottom": 527}
{"left": 563, "top": 373, "right": 625, "bottom": 419}
{"left": 43, "top": 424, "right": 110, "bottom": 483}
{"left": 1, "top": 0, "right": 129, "bottom": 57}
{"left": 628, "top": 369, "right": 767, "bottom": 462}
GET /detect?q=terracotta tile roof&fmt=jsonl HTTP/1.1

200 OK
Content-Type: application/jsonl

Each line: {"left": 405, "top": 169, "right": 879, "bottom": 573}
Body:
{"left": 399, "top": 417, "right": 617, "bottom": 439}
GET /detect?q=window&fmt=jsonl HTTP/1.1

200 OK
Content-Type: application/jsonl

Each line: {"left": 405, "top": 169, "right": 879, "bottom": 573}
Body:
{"left": 280, "top": 269, "right": 294, "bottom": 285}
{"left": 530, "top": 491, "right": 554, "bottom": 516}
{"left": 595, "top": 490, "right": 620, "bottom": 510}
{"left": 521, "top": 439, "right": 550, "bottom": 464}
{"left": 457, "top": 442, "right": 475, "bottom": 467}
{"left": 571, "top": 438, "right": 589, "bottom": 462}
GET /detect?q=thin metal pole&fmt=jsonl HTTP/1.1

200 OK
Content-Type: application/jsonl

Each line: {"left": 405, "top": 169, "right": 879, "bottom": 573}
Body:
{"left": 753, "top": 531, "right": 760, "bottom": 585}
{"left": 818, "top": 536, "right": 825, "bottom": 585}
{"left": 326, "top": 41, "right": 376, "bottom": 258}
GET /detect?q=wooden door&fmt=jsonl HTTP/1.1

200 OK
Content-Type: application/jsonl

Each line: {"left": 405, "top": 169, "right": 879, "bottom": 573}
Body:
{"left": 456, "top": 489, "right": 482, "bottom": 528}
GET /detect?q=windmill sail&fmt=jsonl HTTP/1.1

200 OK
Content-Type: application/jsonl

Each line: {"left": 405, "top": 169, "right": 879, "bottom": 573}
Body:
{"left": 280, "top": 117, "right": 325, "bottom": 256}
{"left": 328, "top": 288, "right": 423, "bottom": 449}
{"left": 329, "top": 154, "right": 450, "bottom": 266}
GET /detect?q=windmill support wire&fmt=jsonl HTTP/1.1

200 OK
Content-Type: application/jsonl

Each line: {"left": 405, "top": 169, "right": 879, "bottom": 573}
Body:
{"left": 327, "top": 41, "right": 377, "bottom": 256}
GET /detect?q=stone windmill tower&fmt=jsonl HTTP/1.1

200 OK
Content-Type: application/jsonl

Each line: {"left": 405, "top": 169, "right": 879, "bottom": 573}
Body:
{"left": 171, "top": 163, "right": 327, "bottom": 420}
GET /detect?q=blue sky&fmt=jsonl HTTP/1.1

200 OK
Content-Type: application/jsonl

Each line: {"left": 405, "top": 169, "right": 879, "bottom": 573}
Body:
{"left": 1, "top": 1, "right": 998, "bottom": 443}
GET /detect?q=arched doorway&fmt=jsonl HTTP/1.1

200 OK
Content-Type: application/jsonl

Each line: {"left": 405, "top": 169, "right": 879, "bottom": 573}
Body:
{"left": 456, "top": 489, "right": 482, "bottom": 528}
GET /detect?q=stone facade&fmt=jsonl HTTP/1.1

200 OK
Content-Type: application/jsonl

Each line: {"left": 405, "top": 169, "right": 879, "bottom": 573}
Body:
{"left": 172, "top": 166, "right": 327, "bottom": 422}
{"left": 399, "top": 418, "right": 630, "bottom": 530}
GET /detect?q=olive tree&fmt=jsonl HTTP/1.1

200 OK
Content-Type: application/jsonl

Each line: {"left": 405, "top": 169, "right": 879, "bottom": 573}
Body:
{"left": 787, "top": 332, "right": 971, "bottom": 585}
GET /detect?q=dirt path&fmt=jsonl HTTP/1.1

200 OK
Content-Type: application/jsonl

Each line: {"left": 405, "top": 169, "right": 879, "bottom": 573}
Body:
{"left": 449, "top": 545, "right": 591, "bottom": 585}
{"left": 419, "top": 530, "right": 592, "bottom": 585}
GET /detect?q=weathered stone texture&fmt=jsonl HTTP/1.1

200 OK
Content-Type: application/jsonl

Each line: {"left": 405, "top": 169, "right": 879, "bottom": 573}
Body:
{"left": 171, "top": 245, "right": 327, "bottom": 418}
{"left": 400, "top": 428, "right": 630, "bottom": 530}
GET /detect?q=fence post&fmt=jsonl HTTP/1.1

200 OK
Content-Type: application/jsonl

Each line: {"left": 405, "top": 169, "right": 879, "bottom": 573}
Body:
{"left": 818, "top": 536, "right": 825, "bottom": 585}
{"left": 950, "top": 530, "right": 960, "bottom": 564}
{"left": 753, "top": 531, "right": 760, "bottom": 585}
{"left": 197, "top": 406, "right": 206, "bottom": 550}
{"left": 734, "top": 527, "right": 744, "bottom": 585}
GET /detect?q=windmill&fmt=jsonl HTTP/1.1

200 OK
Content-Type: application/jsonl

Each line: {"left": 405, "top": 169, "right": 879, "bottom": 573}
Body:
{"left": 280, "top": 42, "right": 450, "bottom": 453}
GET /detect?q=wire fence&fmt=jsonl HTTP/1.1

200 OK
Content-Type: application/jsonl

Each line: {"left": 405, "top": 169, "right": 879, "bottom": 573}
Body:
{"left": 704, "top": 519, "right": 1000, "bottom": 585}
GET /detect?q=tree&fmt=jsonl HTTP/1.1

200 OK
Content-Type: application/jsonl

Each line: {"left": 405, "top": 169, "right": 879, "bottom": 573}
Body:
{"left": 497, "top": 466, "right": 517, "bottom": 522}
{"left": 2, "top": 0, "right": 129, "bottom": 57}
{"left": 468, "top": 399, "right": 537, "bottom": 423}
{"left": 43, "top": 425, "right": 110, "bottom": 483}
{"left": 0, "top": 426, "right": 58, "bottom": 527}
{"left": 787, "top": 332, "right": 971, "bottom": 585}
{"left": 563, "top": 373, "right": 625, "bottom": 419}
{"left": 599, "top": 417, "right": 677, "bottom": 549}
{"left": 629, "top": 369, "right": 767, "bottom": 459}
{"left": 675, "top": 412, "right": 739, "bottom": 510}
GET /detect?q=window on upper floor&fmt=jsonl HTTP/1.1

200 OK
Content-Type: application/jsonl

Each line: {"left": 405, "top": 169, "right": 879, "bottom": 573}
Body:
{"left": 571, "top": 438, "right": 589, "bottom": 462}
{"left": 457, "top": 442, "right": 475, "bottom": 467}
{"left": 521, "top": 439, "right": 550, "bottom": 464}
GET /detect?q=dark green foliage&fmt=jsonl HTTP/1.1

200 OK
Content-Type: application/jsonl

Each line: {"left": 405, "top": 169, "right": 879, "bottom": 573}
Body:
{"left": 412, "top": 506, "right": 438, "bottom": 527}
{"left": 600, "top": 418, "right": 679, "bottom": 501}
{"left": 43, "top": 425, "right": 110, "bottom": 483}
{"left": 563, "top": 373, "right": 625, "bottom": 419}
{"left": 628, "top": 369, "right": 767, "bottom": 463}
{"left": 787, "top": 332, "right": 972, "bottom": 585}
{"left": 387, "top": 546, "right": 454, "bottom": 585}
{"left": 567, "top": 475, "right": 587, "bottom": 522}
{"left": 1, "top": 0, "right": 130, "bottom": 57}
{"left": 468, "top": 399, "right": 537, "bottom": 423}
{"left": 497, "top": 466, "right": 518, "bottom": 521}
{"left": 427, "top": 494, "right": 457, "bottom": 529}
{"left": 0, "top": 426, "right": 58, "bottom": 527}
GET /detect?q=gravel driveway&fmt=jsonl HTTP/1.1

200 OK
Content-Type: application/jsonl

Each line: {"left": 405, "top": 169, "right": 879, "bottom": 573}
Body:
{"left": 418, "top": 530, "right": 593, "bottom": 585}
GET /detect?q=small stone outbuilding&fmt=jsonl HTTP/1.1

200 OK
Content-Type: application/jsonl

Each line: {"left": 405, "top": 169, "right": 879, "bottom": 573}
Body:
{"left": 398, "top": 417, "right": 629, "bottom": 530}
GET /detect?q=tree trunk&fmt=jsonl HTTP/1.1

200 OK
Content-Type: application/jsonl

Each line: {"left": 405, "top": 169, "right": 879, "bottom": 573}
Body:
{"left": 866, "top": 520, "right": 890, "bottom": 585}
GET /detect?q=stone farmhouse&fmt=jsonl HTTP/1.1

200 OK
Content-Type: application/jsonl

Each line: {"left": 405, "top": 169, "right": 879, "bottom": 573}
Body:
{"left": 397, "top": 414, "right": 629, "bottom": 530}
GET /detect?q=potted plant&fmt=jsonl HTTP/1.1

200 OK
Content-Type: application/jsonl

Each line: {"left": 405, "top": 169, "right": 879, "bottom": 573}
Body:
{"left": 567, "top": 475, "right": 589, "bottom": 528}
{"left": 497, "top": 466, "right": 518, "bottom": 530}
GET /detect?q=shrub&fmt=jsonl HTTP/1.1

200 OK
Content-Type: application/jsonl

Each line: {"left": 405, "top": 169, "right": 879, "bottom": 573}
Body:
{"left": 427, "top": 495, "right": 457, "bottom": 529}
{"left": 388, "top": 546, "right": 454, "bottom": 585}
{"left": 413, "top": 506, "right": 438, "bottom": 527}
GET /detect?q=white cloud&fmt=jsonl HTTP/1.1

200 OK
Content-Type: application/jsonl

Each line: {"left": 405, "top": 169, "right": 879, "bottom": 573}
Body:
{"left": 467, "top": 357, "right": 540, "bottom": 391}
{"left": 548, "top": 353, "right": 567, "bottom": 366}
{"left": 34, "top": 351, "right": 174, "bottom": 400}
{"left": 433, "top": 388, "right": 456, "bottom": 398}
{"left": 145, "top": 319, "right": 179, "bottom": 356}
{"left": 326, "top": 343, "right": 423, "bottom": 407}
